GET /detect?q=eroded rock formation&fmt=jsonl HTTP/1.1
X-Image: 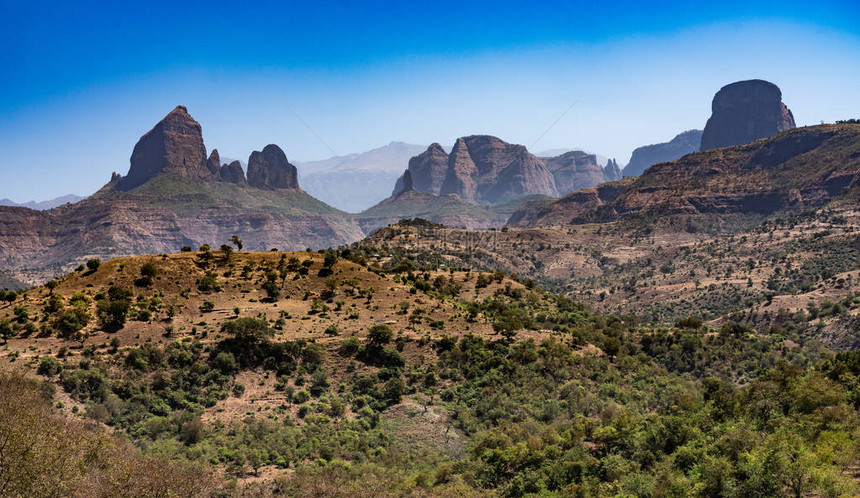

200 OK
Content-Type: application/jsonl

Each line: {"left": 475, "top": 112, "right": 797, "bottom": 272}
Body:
{"left": 247, "top": 145, "right": 299, "bottom": 190}
{"left": 700, "top": 80, "right": 795, "bottom": 151}
{"left": 118, "top": 106, "right": 209, "bottom": 190}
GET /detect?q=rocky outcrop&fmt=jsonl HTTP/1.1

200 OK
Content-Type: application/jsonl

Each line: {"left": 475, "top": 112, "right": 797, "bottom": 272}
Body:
{"left": 247, "top": 145, "right": 299, "bottom": 190}
{"left": 509, "top": 123, "right": 860, "bottom": 227}
{"left": 440, "top": 138, "right": 481, "bottom": 202}
{"left": 115, "top": 106, "right": 305, "bottom": 192}
{"left": 118, "top": 106, "right": 210, "bottom": 190}
{"left": 700, "top": 80, "right": 795, "bottom": 151}
{"left": 604, "top": 159, "right": 622, "bottom": 181}
{"left": 220, "top": 161, "right": 246, "bottom": 184}
{"left": 400, "top": 169, "right": 414, "bottom": 192}
{"left": 541, "top": 151, "right": 607, "bottom": 195}
{"left": 432, "top": 136, "right": 558, "bottom": 204}
{"left": 393, "top": 143, "right": 448, "bottom": 196}
{"left": 0, "top": 106, "right": 370, "bottom": 283}
{"left": 205, "top": 150, "right": 222, "bottom": 179}
{"left": 622, "top": 130, "right": 702, "bottom": 177}
{"left": 394, "top": 136, "right": 557, "bottom": 204}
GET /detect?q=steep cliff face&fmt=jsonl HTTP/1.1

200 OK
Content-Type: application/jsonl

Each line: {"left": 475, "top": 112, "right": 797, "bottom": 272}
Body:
{"left": 118, "top": 106, "right": 211, "bottom": 190}
{"left": 440, "top": 138, "right": 481, "bottom": 202}
{"left": 509, "top": 124, "right": 860, "bottom": 227}
{"left": 400, "top": 169, "right": 414, "bottom": 192}
{"left": 700, "top": 80, "right": 795, "bottom": 151}
{"left": 247, "top": 144, "right": 299, "bottom": 190}
{"left": 541, "top": 151, "right": 607, "bottom": 195}
{"left": 622, "top": 130, "right": 702, "bottom": 177}
{"left": 438, "top": 136, "right": 557, "bottom": 204}
{"left": 393, "top": 136, "right": 558, "bottom": 205}
{"left": 398, "top": 143, "right": 448, "bottom": 195}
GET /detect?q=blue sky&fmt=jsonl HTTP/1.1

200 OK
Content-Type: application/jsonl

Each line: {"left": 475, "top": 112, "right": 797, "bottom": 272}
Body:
{"left": 1, "top": 0, "right": 859, "bottom": 202}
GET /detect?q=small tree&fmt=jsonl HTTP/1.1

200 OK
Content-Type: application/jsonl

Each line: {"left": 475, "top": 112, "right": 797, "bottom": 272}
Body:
{"left": 137, "top": 262, "right": 158, "bottom": 287}
{"left": 98, "top": 287, "right": 131, "bottom": 332}
{"left": 2, "top": 291, "right": 15, "bottom": 305}
{"left": 140, "top": 262, "right": 158, "bottom": 278}
{"left": 367, "top": 324, "right": 393, "bottom": 346}
{"left": 262, "top": 271, "right": 281, "bottom": 301}
{"left": 0, "top": 319, "right": 12, "bottom": 345}
{"left": 383, "top": 377, "right": 405, "bottom": 405}
{"left": 86, "top": 258, "right": 101, "bottom": 271}
{"left": 220, "top": 244, "right": 233, "bottom": 261}
{"left": 229, "top": 235, "right": 243, "bottom": 251}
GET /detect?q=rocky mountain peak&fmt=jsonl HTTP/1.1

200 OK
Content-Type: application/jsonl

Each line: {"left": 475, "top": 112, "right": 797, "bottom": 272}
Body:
{"left": 604, "top": 158, "right": 622, "bottom": 181}
{"left": 541, "top": 150, "right": 605, "bottom": 195}
{"left": 205, "top": 149, "right": 222, "bottom": 179}
{"left": 118, "top": 105, "right": 209, "bottom": 191}
{"left": 396, "top": 142, "right": 449, "bottom": 195}
{"left": 426, "top": 142, "right": 446, "bottom": 155}
{"left": 247, "top": 144, "right": 299, "bottom": 190}
{"left": 700, "top": 79, "right": 795, "bottom": 151}
{"left": 441, "top": 138, "right": 480, "bottom": 202}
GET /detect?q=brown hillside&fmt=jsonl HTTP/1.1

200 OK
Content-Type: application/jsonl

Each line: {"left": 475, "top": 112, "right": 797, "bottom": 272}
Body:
{"left": 510, "top": 123, "right": 860, "bottom": 227}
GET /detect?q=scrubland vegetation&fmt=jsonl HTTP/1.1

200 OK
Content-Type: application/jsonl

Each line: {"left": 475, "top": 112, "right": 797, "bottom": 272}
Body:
{"left": 0, "top": 241, "right": 858, "bottom": 497}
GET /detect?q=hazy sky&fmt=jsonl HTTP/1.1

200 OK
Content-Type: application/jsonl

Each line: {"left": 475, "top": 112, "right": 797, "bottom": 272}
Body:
{"left": 1, "top": 0, "right": 859, "bottom": 202}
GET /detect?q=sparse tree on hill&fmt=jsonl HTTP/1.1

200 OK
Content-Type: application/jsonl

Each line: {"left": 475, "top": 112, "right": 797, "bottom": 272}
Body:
{"left": 367, "top": 324, "right": 393, "bottom": 346}
{"left": 229, "top": 235, "right": 243, "bottom": 251}
{"left": 0, "top": 319, "right": 12, "bottom": 345}
{"left": 262, "top": 271, "right": 281, "bottom": 301}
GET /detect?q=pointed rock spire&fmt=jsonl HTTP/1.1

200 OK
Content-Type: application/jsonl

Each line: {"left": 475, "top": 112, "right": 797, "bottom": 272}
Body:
{"left": 401, "top": 169, "right": 414, "bottom": 193}
{"left": 205, "top": 149, "right": 222, "bottom": 180}
{"left": 440, "top": 138, "right": 479, "bottom": 202}
{"left": 118, "top": 105, "right": 208, "bottom": 191}
{"left": 604, "top": 158, "right": 622, "bottom": 181}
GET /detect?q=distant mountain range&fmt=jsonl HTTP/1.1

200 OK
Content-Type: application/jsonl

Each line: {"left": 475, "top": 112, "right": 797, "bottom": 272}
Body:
{"left": 0, "top": 194, "right": 84, "bottom": 210}
{"left": 294, "top": 142, "right": 429, "bottom": 212}
{"left": 0, "top": 79, "right": 812, "bottom": 285}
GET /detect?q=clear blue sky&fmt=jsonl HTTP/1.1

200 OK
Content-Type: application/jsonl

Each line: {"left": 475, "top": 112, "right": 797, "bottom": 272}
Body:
{"left": 1, "top": 0, "right": 859, "bottom": 202}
